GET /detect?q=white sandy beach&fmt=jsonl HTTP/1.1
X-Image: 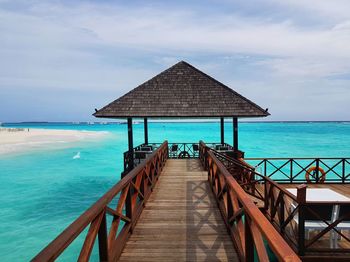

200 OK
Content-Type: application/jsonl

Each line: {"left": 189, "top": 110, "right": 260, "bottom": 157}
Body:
{"left": 0, "top": 128, "right": 107, "bottom": 155}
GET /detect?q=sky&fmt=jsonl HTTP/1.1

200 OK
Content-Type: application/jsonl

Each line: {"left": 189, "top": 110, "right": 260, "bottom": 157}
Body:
{"left": 0, "top": 0, "right": 350, "bottom": 122}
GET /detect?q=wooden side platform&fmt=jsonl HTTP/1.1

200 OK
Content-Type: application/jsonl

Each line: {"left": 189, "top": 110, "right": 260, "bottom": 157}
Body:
{"left": 252, "top": 182, "right": 350, "bottom": 252}
{"left": 119, "top": 159, "right": 238, "bottom": 261}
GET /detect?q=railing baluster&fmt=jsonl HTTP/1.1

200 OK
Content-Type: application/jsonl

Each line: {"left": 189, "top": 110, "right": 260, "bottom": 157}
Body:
{"left": 290, "top": 159, "right": 293, "bottom": 183}
{"left": 98, "top": 211, "right": 108, "bottom": 262}
{"left": 244, "top": 215, "right": 255, "bottom": 261}
{"left": 343, "top": 158, "right": 346, "bottom": 184}
{"left": 264, "top": 180, "right": 268, "bottom": 212}
{"left": 315, "top": 158, "right": 320, "bottom": 183}
{"left": 250, "top": 220, "right": 269, "bottom": 261}
{"left": 279, "top": 193, "right": 285, "bottom": 232}
{"left": 78, "top": 211, "right": 105, "bottom": 262}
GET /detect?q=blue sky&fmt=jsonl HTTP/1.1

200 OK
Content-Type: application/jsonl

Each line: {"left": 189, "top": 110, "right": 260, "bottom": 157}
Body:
{"left": 0, "top": 0, "right": 350, "bottom": 122}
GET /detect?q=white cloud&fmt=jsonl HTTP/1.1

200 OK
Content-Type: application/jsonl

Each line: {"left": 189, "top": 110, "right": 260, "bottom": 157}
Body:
{"left": 255, "top": 58, "right": 350, "bottom": 78}
{"left": 267, "top": 0, "right": 350, "bottom": 22}
{"left": 67, "top": 6, "right": 350, "bottom": 61}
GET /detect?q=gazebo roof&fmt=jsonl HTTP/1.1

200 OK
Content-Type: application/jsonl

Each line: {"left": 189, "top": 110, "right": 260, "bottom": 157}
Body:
{"left": 93, "top": 61, "right": 269, "bottom": 118}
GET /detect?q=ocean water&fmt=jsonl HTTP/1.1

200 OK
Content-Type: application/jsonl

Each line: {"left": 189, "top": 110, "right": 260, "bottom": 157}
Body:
{"left": 0, "top": 121, "right": 350, "bottom": 261}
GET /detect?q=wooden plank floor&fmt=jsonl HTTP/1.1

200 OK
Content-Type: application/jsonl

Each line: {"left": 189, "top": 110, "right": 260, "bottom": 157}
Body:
{"left": 119, "top": 159, "right": 238, "bottom": 262}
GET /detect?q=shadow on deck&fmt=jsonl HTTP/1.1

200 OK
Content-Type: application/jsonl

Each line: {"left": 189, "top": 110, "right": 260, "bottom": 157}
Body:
{"left": 119, "top": 159, "right": 238, "bottom": 261}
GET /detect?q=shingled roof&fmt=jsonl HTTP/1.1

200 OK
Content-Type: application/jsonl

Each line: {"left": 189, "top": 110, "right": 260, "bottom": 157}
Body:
{"left": 93, "top": 61, "right": 269, "bottom": 118}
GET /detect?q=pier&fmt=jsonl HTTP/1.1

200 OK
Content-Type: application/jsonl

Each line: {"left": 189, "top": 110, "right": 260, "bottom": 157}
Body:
{"left": 32, "top": 62, "right": 350, "bottom": 261}
{"left": 119, "top": 159, "right": 238, "bottom": 261}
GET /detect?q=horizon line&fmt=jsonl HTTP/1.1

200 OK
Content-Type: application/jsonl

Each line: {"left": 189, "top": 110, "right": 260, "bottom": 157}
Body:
{"left": 2, "top": 120, "right": 350, "bottom": 124}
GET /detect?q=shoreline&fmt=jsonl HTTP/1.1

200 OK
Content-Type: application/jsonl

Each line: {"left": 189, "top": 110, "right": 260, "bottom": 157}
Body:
{"left": 0, "top": 128, "right": 108, "bottom": 156}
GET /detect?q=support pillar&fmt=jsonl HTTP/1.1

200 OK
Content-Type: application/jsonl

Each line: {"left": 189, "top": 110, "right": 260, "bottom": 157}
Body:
{"left": 127, "top": 117, "right": 134, "bottom": 173}
{"left": 233, "top": 117, "right": 238, "bottom": 152}
{"left": 220, "top": 117, "right": 224, "bottom": 144}
{"left": 144, "top": 117, "right": 148, "bottom": 145}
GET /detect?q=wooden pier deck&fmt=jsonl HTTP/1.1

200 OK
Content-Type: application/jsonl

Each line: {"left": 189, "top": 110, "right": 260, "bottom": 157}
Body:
{"left": 119, "top": 159, "right": 239, "bottom": 261}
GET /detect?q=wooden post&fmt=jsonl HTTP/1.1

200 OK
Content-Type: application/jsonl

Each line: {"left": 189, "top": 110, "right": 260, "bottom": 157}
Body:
{"left": 233, "top": 117, "right": 238, "bottom": 152}
{"left": 315, "top": 158, "right": 320, "bottom": 183}
{"left": 297, "top": 184, "right": 307, "bottom": 256}
{"left": 342, "top": 158, "right": 346, "bottom": 184}
{"left": 245, "top": 216, "right": 254, "bottom": 261}
{"left": 125, "top": 118, "right": 134, "bottom": 225}
{"left": 98, "top": 211, "right": 108, "bottom": 262}
{"left": 220, "top": 117, "right": 224, "bottom": 144}
{"left": 279, "top": 195, "right": 285, "bottom": 232}
{"left": 264, "top": 179, "right": 268, "bottom": 211}
{"left": 127, "top": 117, "right": 134, "bottom": 173}
{"left": 144, "top": 117, "right": 148, "bottom": 145}
{"left": 290, "top": 159, "right": 293, "bottom": 183}
{"left": 296, "top": 184, "right": 307, "bottom": 204}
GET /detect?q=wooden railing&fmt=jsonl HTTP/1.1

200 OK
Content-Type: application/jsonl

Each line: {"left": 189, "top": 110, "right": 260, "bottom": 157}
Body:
{"left": 245, "top": 158, "right": 350, "bottom": 183}
{"left": 199, "top": 141, "right": 301, "bottom": 261}
{"left": 124, "top": 142, "right": 232, "bottom": 171}
{"left": 205, "top": 146, "right": 350, "bottom": 257}
{"left": 261, "top": 179, "right": 350, "bottom": 256}
{"left": 32, "top": 141, "right": 168, "bottom": 262}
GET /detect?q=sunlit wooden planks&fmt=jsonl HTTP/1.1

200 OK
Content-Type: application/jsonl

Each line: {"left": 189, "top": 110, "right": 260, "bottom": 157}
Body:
{"left": 119, "top": 159, "right": 238, "bottom": 262}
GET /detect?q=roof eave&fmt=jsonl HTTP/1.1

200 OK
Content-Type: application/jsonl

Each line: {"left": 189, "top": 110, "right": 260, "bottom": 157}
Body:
{"left": 93, "top": 112, "right": 270, "bottom": 119}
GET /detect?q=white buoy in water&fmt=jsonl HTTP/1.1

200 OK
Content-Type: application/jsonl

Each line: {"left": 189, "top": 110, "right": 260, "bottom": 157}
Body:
{"left": 73, "top": 152, "right": 81, "bottom": 159}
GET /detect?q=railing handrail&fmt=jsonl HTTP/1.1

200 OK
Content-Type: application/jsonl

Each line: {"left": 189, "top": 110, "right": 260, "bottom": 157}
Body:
{"left": 33, "top": 141, "right": 168, "bottom": 261}
{"left": 198, "top": 140, "right": 300, "bottom": 261}
{"left": 238, "top": 160, "right": 299, "bottom": 201}
{"left": 207, "top": 146, "right": 350, "bottom": 255}
{"left": 211, "top": 148, "right": 350, "bottom": 204}
{"left": 128, "top": 141, "right": 230, "bottom": 152}
{"left": 207, "top": 150, "right": 300, "bottom": 261}
{"left": 245, "top": 157, "right": 350, "bottom": 184}
{"left": 206, "top": 145, "right": 298, "bottom": 201}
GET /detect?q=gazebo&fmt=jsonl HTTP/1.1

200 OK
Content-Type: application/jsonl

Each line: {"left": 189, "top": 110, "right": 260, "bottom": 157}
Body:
{"left": 94, "top": 61, "right": 269, "bottom": 171}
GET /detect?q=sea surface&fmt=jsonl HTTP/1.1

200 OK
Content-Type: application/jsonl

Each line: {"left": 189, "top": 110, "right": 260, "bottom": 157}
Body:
{"left": 0, "top": 121, "right": 350, "bottom": 261}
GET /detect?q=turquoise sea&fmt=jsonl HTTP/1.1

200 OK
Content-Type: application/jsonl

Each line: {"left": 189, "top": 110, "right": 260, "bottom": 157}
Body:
{"left": 1, "top": 121, "right": 350, "bottom": 261}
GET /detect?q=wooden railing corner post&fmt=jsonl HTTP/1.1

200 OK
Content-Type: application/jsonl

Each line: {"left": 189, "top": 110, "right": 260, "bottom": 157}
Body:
{"left": 296, "top": 184, "right": 307, "bottom": 204}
